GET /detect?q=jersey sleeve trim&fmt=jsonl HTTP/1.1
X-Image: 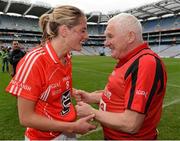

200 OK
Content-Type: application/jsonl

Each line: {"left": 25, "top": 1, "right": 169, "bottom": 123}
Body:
{"left": 125, "top": 58, "right": 139, "bottom": 110}
{"left": 125, "top": 53, "right": 165, "bottom": 114}
{"left": 144, "top": 56, "right": 165, "bottom": 113}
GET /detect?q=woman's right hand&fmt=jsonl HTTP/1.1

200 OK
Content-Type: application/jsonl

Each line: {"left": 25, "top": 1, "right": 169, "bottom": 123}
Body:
{"left": 74, "top": 114, "right": 96, "bottom": 134}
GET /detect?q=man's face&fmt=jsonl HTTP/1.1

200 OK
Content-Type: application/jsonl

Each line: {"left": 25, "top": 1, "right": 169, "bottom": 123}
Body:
{"left": 12, "top": 41, "right": 19, "bottom": 50}
{"left": 104, "top": 22, "right": 129, "bottom": 59}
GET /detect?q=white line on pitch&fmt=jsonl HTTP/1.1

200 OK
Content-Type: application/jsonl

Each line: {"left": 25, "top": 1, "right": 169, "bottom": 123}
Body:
{"left": 78, "top": 99, "right": 180, "bottom": 138}
{"left": 167, "top": 83, "right": 180, "bottom": 88}
{"left": 163, "top": 99, "right": 180, "bottom": 108}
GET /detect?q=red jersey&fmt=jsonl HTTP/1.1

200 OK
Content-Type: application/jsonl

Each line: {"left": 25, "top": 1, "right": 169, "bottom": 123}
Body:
{"left": 6, "top": 42, "right": 76, "bottom": 140}
{"left": 100, "top": 42, "right": 167, "bottom": 140}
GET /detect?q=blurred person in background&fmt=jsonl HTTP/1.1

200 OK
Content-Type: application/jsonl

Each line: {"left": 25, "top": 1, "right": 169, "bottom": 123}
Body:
{"left": 75, "top": 13, "right": 167, "bottom": 140}
{"left": 6, "top": 5, "right": 96, "bottom": 140}
{"left": 0, "top": 46, "right": 9, "bottom": 73}
{"left": 8, "top": 40, "right": 25, "bottom": 77}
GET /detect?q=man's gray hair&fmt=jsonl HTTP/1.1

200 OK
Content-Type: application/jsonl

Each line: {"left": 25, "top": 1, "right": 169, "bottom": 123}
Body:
{"left": 109, "top": 13, "right": 143, "bottom": 39}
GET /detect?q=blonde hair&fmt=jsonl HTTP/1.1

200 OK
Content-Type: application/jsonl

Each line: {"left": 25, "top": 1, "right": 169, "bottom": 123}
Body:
{"left": 39, "top": 5, "right": 85, "bottom": 44}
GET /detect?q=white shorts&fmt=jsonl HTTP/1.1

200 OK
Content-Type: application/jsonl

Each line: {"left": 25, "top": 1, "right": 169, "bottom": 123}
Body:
{"left": 25, "top": 132, "right": 77, "bottom": 140}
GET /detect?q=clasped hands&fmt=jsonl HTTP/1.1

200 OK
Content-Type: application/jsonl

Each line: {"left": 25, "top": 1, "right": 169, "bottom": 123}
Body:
{"left": 73, "top": 89, "right": 95, "bottom": 118}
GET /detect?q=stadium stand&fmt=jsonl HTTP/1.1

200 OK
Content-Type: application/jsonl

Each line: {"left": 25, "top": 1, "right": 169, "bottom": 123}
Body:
{"left": 0, "top": 0, "right": 179, "bottom": 57}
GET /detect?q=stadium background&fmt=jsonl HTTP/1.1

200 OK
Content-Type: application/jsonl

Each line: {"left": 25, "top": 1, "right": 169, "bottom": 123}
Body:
{"left": 0, "top": 0, "right": 180, "bottom": 139}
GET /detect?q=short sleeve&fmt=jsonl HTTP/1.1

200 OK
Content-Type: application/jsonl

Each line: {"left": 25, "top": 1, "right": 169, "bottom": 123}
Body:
{"left": 124, "top": 55, "right": 158, "bottom": 114}
{"left": 6, "top": 56, "right": 44, "bottom": 101}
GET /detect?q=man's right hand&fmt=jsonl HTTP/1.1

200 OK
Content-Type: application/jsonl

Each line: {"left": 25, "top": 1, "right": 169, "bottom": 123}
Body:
{"left": 73, "top": 89, "right": 91, "bottom": 103}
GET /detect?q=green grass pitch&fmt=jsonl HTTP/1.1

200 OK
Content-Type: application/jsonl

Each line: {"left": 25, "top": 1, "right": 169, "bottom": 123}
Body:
{"left": 0, "top": 56, "right": 179, "bottom": 139}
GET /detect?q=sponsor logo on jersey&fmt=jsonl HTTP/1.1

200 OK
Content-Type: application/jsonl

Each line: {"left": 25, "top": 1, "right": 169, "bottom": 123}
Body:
{"left": 11, "top": 79, "right": 31, "bottom": 91}
{"left": 61, "top": 89, "right": 71, "bottom": 115}
{"left": 63, "top": 76, "right": 70, "bottom": 82}
{"left": 136, "top": 89, "right": 147, "bottom": 97}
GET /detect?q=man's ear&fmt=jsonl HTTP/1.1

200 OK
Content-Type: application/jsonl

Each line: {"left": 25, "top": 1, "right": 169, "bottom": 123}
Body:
{"left": 128, "top": 31, "right": 136, "bottom": 44}
{"left": 59, "top": 25, "right": 69, "bottom": 38}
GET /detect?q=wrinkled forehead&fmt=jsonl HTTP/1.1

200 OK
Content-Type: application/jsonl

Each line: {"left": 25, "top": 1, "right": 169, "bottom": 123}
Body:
{"left": 105, "top": 20, "right": 121, "bottom": 34}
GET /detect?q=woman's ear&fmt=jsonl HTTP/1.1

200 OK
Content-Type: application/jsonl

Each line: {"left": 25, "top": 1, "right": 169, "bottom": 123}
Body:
{"left": 59, "top": 25, "right": 69, "bottom": 38}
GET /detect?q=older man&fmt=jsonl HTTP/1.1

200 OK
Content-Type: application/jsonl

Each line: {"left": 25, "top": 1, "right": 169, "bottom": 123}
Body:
{"left": 75, "top": 13, "right": 167, "bottom": 140}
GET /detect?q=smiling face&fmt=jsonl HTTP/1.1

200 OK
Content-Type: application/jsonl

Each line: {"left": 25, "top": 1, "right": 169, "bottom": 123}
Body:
{"left": 104, "top": 13, "right": 144, "bottom": 60}
{"left": 39, "top": 5, "right": 89, "bottom": 55}
{"left": 104, "top": 21, "right": 129, "bottom": 59}
{"left": 66, "top": 17, "right": 88, "bottom": 51}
